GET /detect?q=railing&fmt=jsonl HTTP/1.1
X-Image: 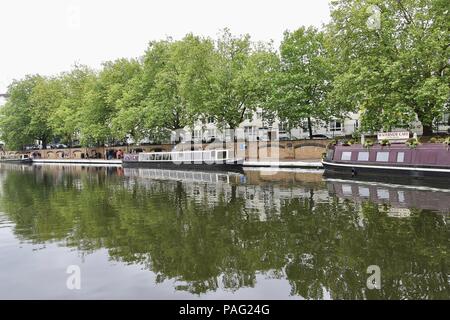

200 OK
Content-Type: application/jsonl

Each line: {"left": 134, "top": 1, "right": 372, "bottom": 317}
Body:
{"left": 124, "top": 168, "right": 234, "bottom": 183}
{"left": 0, "top": 154, "right": 27, "bottom": 160}
{"left": 123, "top": 154, "right": 139, "bottom": 162}
{"left": 136, "top": 149, "right": 230, "bottom": 163}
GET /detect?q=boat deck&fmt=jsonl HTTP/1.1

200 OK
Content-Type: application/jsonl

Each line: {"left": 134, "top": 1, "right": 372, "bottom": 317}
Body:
{"left": 32, "top": 159, "right": 122, "bottom": 166}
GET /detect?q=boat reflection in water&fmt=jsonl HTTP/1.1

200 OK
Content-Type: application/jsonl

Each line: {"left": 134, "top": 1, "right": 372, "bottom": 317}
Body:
{"left": 0, "top": 164, "right": 448, "bottom": 299}
{"left": 124, "top": 168, "right": 243, "bottom": 185}
{"left": 326, "top": 178, "right": 450, "bottom": 216}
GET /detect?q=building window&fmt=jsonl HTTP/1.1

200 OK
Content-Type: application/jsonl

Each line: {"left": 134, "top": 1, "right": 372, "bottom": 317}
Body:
{"left": 330, "top": 120, "right": 342, "bottom": 132}
{"left": 207, "top": 116, "right": 215, "bottom": 124}
{"left": 357, "top": 152, "right": 369, "bottom": 161}
{"left": 207, "top": 129, "right": 216, "bottom": 138}
{"left": 279, "top": 121, "right": 288, "bottom": 131}
{"left": 397, "top": 152, "right": 405, "bottom": 163}
{"left": 244, "top": 126, "right": 257, "bottom": 136}
{"left": 244, "top": 112, "right": 253, "bottom": 121}
{"left": 341, "top": 152, "right": 352, "bottom": 161}
{"left": 376, "top": 152, "right": 390, "bottom": 162}
{"left": 256, "top": 111, "right": 262, "bottom": 120}
{"left": 193, "top": 130, "right": 202, "bottom": 139}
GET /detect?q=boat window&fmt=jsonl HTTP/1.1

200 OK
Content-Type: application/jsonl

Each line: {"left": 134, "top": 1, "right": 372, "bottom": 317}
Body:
{"left": 210, "top": 151, "right": 216, "bottom": 160}
{"left": 216, "top": 151, "right": 227, "bottom": 160}
{"left": 156, "top": 154, "right": 162, "bottom": 161}
{"left": 341, "top": 152, "right": 352, "bottom": 161}
{"left": 377, "top": 189, "right": 389, "bottom": 200}
{"left": 357, "top": 152, "right": 369, "bottom": 161}
{"left": 397, "top": 152, "right": 405, "bottom": 163}
{"left": 193, "top": 152, "right": 202, "bottom": 161}
{"left": 358, "top": 187, "right": 370, "bottom": 197}
{"left": 150, "top": 154, "right": 156, "bottom": 161}
{"left": 398, "top": 191, "right": 405, "bottom": 203}
{"left": 376, "top": 152, "right": 389, "bottom": 162}
{"left": 342, "top": 185, "right": 352, "bottom": 195}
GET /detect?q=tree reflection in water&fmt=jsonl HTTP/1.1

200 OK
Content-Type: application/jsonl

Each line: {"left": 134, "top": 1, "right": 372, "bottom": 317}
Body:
{"left": 0, "top": 164, "right": 448, "bottom": 299}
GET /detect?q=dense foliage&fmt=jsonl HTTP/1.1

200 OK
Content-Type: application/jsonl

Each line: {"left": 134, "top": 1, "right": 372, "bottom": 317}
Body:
{"left": 0, "top": 0, "right": 448, "bottom": 149}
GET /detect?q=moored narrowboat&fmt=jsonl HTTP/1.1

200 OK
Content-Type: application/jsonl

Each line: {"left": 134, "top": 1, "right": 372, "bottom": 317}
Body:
{"left": 322, "top": 142, "right": 450, "bottom": 180}
{"left": 122, "top": 149, "right": 244, "bottom": 172}
{"left": 0, "top": 154, "right": 32, "bottom": 164}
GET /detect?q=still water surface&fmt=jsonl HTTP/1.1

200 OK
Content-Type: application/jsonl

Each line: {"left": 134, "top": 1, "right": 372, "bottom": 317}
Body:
{"left": 0, "top": 164, "right": 448, "bottom": 299}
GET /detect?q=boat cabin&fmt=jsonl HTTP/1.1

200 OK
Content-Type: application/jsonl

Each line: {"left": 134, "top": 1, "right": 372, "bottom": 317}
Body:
{"left": 327, "top": 144, "right": 450, "bottom": 168}
{"left": 136, "top": 149, "right": 232, "bottom": 163}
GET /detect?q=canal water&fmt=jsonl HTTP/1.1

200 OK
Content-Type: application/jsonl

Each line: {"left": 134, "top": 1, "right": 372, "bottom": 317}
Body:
{"left": 0, "top": 164, "right": 448, "bottom": 299}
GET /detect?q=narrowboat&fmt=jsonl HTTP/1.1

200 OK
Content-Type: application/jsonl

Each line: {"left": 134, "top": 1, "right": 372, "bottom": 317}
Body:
{"left": 0, "top": 154, "right": 32, "bottom": 164}
{"left": 122, "top": 149, "right": 244, "bottom": 172}
{"left": 322, "top": 143, "right": 450, "bottom": 180}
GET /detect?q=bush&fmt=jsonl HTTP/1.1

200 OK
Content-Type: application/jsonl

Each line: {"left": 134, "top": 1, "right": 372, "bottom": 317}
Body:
{"left": 380, "top": 139, "right": 391, "bottom": 146}
{"left": 342, "top": 139, "right": 351, "bottom": 146}
{"left": 327, "top": 139, "right": 338, "bottom": 148}
{"left": 406, "top": 138, "right": 419, "bottom": 149}
{"left": 429, "top": 137, "right": 437, "bottom": 143}
{"left": 364, "top": 139, "right": 374, "bottom": 148}
{"left": 443, "top": 137, "right": 450, "bottom": 146}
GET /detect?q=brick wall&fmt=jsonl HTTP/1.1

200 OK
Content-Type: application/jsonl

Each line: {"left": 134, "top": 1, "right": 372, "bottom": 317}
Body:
{"left": 15, "top": 140, "right": 330, "bottom": 161}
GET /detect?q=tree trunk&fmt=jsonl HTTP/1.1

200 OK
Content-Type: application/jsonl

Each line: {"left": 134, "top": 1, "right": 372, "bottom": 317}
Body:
{"left": 307, "top": 117, "right": 313, "bottom": 140}
{"left": 417, "top": 110, "right": 434, "bottom": 137}
{"left": 422, "top": 124, "right": 433, "bottom": 137}
{"left": 41, "top": 138, "right": 47, "bottom": 150}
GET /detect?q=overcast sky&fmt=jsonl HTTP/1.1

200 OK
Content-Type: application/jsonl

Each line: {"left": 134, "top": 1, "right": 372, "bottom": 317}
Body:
{"left": 0, "top": 0, "right": 331, "bottom": 93}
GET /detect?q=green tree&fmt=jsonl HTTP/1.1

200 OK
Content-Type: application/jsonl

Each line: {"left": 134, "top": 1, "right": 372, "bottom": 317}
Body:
{"left": 52, "top": 65, "right": 96, "bottom": 146}
{"left": 0, "top": 75, "right": 57, "bottom": 149}
{"left": 79, "top": 74, "right": 111, "bottom": 146}
{"left": 103, "top": 58, "right": 143, "bottom": 143}
{"left": 328, "top": 0, "right": 450, "bottom": 135}
{"left": 81, "top": 59, "right": 142, "bottom": 145}
{"left": 272, "top": 27, "right": 337, "bottom": 139}
{"left": 0, "top": 77, "right": 37, "bottom": 150}
{"left": 207, "top": 29, "right": 279, "bottom": 131}
{"left": 141, "top": 35, "right": 217, "bottom": 142}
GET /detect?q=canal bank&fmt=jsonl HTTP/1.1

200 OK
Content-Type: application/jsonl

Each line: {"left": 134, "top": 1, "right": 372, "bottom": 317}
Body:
{"left": 4, "top": 139, "right": 330, "bottom": 162}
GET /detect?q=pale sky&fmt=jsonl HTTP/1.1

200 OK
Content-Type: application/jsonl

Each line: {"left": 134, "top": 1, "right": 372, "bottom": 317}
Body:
{"left": 0, "top": 0, "right": 331, "bottom": 93}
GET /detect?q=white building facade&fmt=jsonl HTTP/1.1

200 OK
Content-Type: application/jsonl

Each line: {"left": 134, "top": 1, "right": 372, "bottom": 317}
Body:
{"left": 171, "top": 108, "right": 450, "bottom": 144}
{"left": 172, "top": 109, "right": 361, "bottom": 143}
